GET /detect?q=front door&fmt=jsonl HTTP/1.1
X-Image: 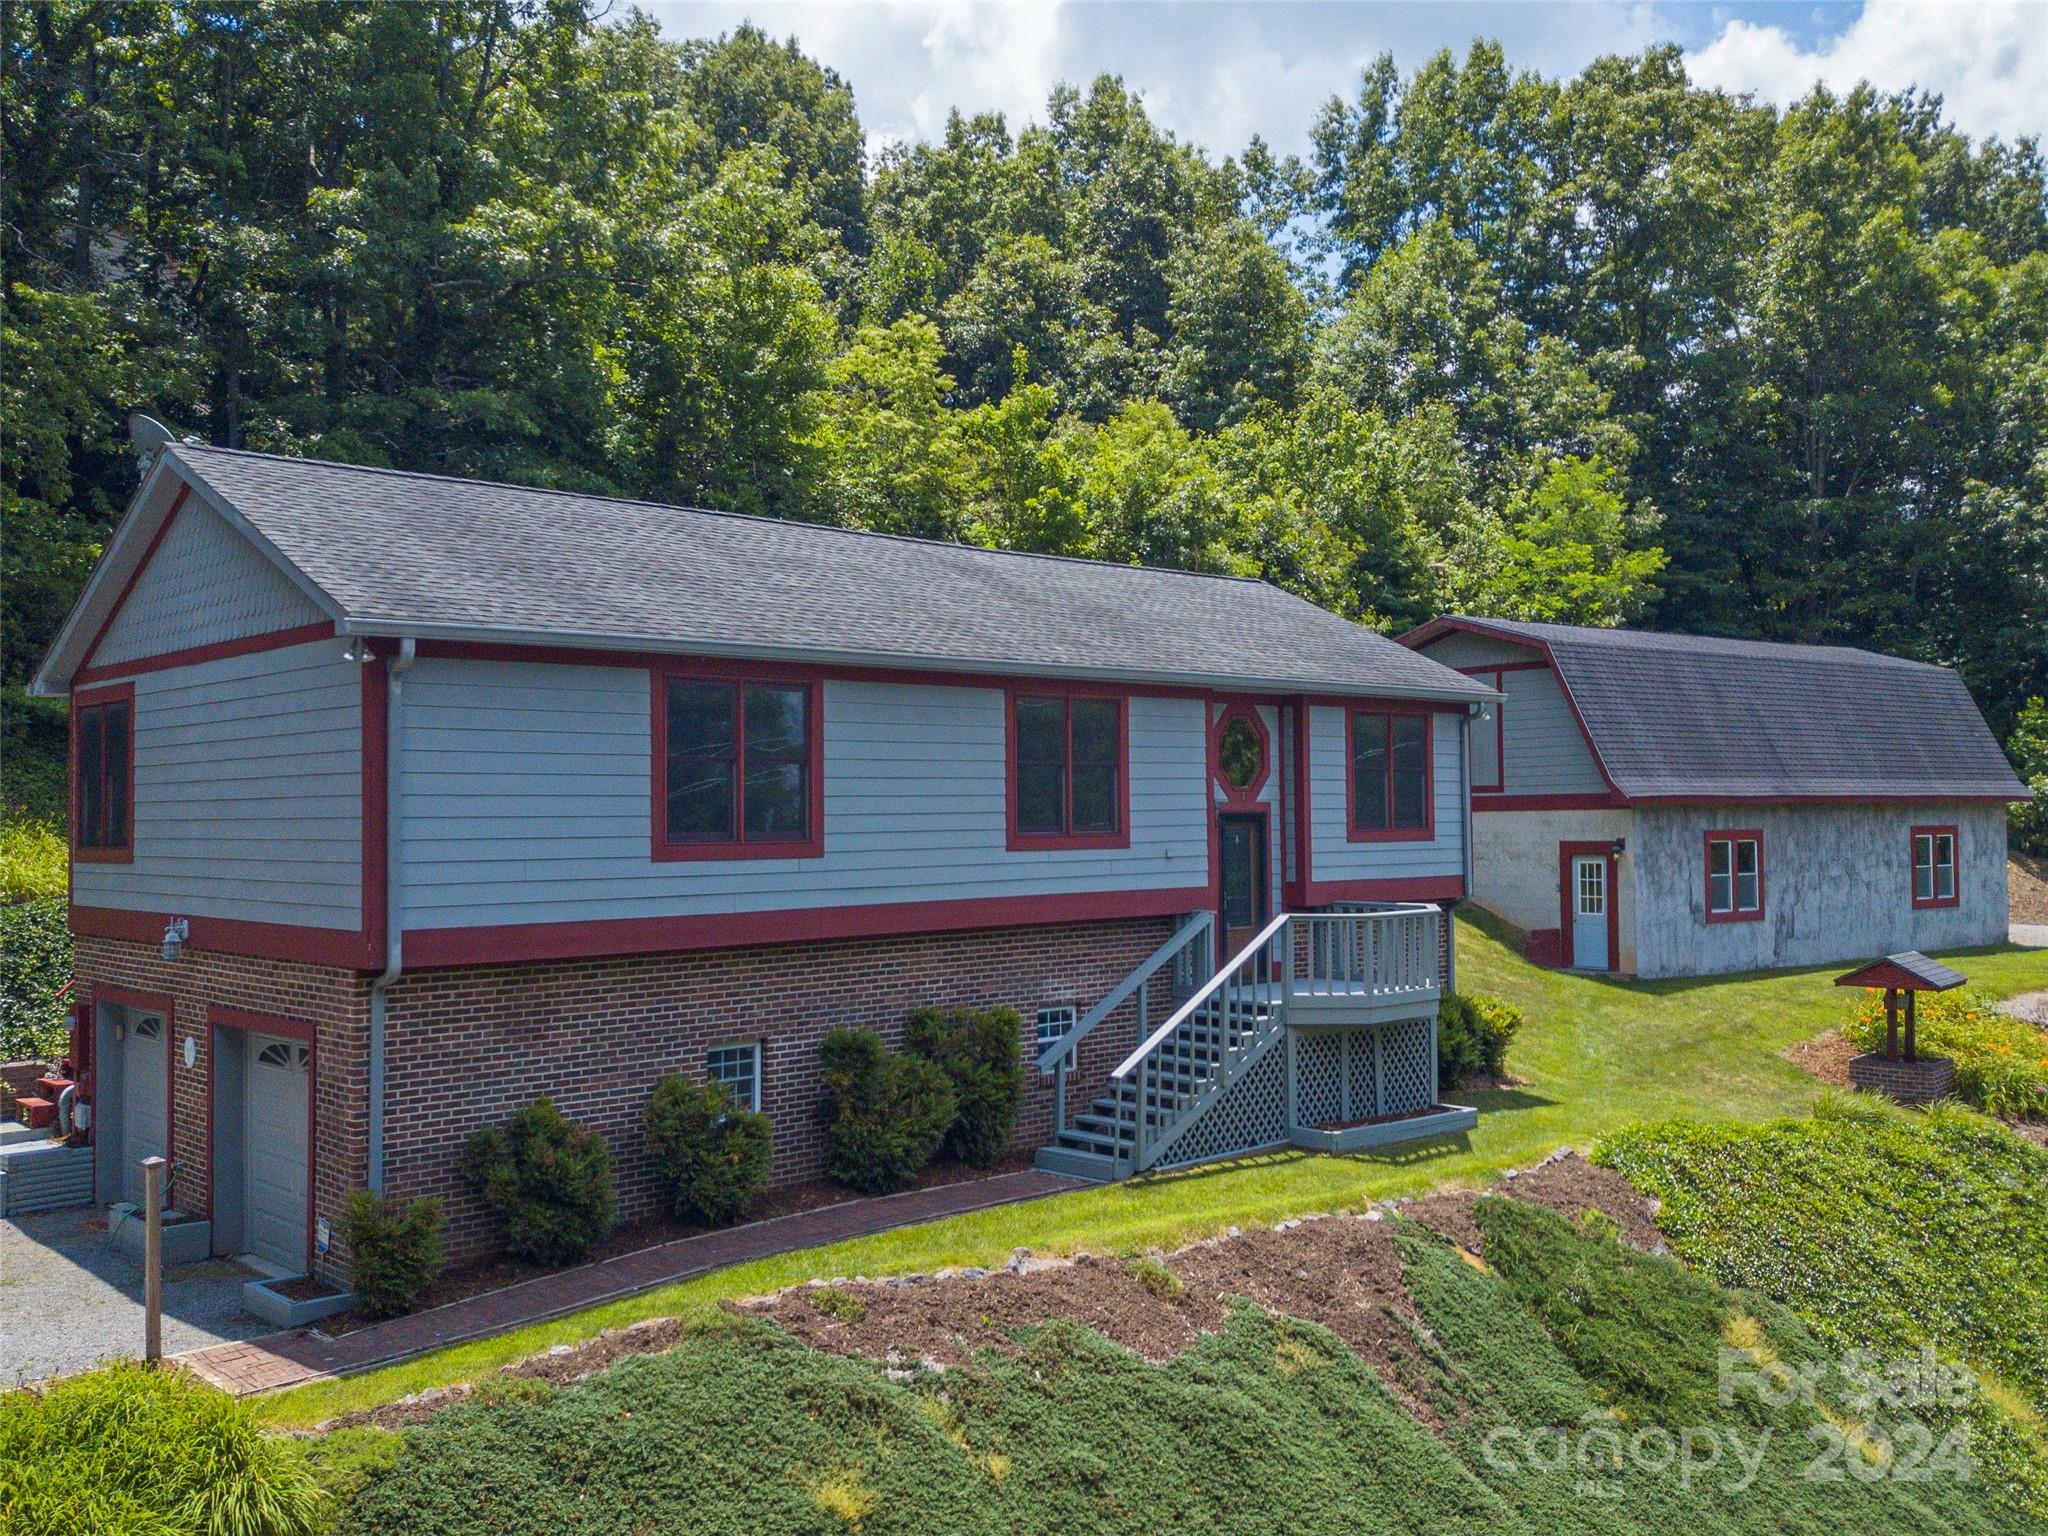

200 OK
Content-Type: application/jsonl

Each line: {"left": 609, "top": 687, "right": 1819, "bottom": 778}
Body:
{"left": 1571, "top": 855, "right": 1609, "bottom": 971}
{"left": 1219, "top": 812, "right": 1269, "bottom": 961}
{"left": 121, "top": 1012, "right": 169, "bottom": 1206}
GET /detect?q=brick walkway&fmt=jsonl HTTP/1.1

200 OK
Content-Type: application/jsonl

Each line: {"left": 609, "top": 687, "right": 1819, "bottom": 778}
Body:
{"left": 178, "top": 1169, "right": 1081, "bottom": 1397}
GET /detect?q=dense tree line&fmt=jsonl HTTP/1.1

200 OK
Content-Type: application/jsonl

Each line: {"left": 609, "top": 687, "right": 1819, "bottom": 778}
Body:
{"left": 5, "top": 1, "right": 2044, "bottom": 740}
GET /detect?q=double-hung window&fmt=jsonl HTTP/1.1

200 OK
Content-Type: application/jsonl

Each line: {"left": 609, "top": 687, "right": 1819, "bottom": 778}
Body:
{"left": 1008, "top": 692, "right": 1127, "bottom": 848}
{"left": 1910, "top": 826, "right": 1958, "bottom": 909}
{"left": 1705, "top": 832, "right": 1763, "bottom": 920}
{"left": 655, "top": 673, "right": 821, "bottom": 859}
{"left": 73, "top": 684, "right": 134, "bottom": 862}
{"left": 706, "top": 1042, "right": 761, "bottom": 1112}
{"left": 1348, "top": 709, "right": 1432, "bottom": 839}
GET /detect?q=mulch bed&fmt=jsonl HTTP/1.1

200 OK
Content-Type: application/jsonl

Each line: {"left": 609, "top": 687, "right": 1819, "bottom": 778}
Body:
{"left": 1781, "top": 1029, "right": 1856, "bottom": 1090}
{"left": 2010, "top": 853, "right": 2048, "bottom": 926}
{"left": 273, "top": 1274, "right": 349, "bottom": 1303}
{"left": 314, "top": 1152, "right": 1033, "bottom": 1336}
{"left": 319, "top": 1152, "right": 1663, "bottom": 1435}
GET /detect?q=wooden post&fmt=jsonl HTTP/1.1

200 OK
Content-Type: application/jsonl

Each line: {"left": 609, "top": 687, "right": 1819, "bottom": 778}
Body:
{"left": 142, "top": 1155, "right": 165, "bottom": 1365}
{"left": 1904, "top": 991, "right": 1917, "bottom": 1064}
{"left": 1884, "top": 989, "right": 1900, "bottom": 1061}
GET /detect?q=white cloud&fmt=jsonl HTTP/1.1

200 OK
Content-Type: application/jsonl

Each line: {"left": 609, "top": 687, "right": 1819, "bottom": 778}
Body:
{"left": 1688, "top": 2, "right": 2048, "bottom": 143}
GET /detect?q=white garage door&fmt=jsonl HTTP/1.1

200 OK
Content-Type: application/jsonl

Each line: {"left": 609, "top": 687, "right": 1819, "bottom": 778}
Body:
{"left": 121, "top": 1013, "right": 169, "bottom": 1206}
{"left": 243, "top": 1034, "right": 310, "bottom": 1273}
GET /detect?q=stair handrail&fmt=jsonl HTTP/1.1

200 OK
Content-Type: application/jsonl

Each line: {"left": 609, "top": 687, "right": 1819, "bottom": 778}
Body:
{"left": 1035, "top": 909, "right": 1214, "bottom": 1074}
{"left": 1110, "top": 910, "right": 1292, "bottom": 1081}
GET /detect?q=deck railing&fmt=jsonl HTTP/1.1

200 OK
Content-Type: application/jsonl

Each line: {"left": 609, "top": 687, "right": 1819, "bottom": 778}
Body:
{"left": 1037, "top": 909, "right": 1214, "bottom": 1137}
{"left": 1106, "top": 903, "right": 1442, "bottom": 1173}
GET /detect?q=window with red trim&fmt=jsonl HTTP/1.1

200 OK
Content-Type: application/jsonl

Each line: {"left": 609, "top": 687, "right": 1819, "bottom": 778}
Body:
{"left": 1910, "top": 826, "right": 1958, "bottom": 908}
{"left": 1008, "top": 692, "right": 1126, "bottom": 847}
{"left": 73, "top": 685, "right": 134, "bottom": 861}
{"left": 655, "top": 675, "right": 821, "bottom": 859}
{"left": 1705, "top": 832, "right": 1763, "bottom": 920}
{"left": 1348, "top": 708, "right": 1432, "bottom": 839}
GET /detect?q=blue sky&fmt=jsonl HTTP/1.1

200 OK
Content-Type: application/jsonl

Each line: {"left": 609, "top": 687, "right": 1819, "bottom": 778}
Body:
{"left": 639, "top": 2, "right": 2046, "bottom": 157}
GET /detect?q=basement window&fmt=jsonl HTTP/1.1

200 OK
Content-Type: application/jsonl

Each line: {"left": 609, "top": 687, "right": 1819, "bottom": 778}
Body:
{"left": 1035, "top": 1005, "right": 1078, "bottom": 1054}
{"left": 706, "top": 1042, "right": 761, "bottom": 1113}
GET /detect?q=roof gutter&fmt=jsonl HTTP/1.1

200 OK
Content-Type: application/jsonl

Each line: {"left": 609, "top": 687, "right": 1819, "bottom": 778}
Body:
{"left": 333, "top": 619, "right": 1499, "bottom": 706}
{"left": 367, "top": 637, "right": 416, "bottom": 1194}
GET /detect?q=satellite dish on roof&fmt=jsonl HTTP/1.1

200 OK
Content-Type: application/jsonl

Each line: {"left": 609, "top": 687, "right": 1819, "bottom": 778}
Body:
{"left": 126, "top": 412, "right": 183, "bottom": 479}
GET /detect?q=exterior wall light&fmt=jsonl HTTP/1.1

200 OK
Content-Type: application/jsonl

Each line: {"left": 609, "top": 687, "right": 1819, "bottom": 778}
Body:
{"left": 160, "top": 917, "right": 189, "bottom": 961}
{"left": 1610, "top": 838, "right": 1626, "bottom": 856}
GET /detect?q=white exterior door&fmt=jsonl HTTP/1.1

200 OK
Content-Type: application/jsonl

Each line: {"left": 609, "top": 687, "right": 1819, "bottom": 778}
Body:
{"left": 243, "top": 1034, "right": 311, "bottom": 1273}
{"left": 121, "top": 1012, "right": 169, "bottom": 1206}
{"left": 1571, "top": 856, "right": 1609, "bottom": 970}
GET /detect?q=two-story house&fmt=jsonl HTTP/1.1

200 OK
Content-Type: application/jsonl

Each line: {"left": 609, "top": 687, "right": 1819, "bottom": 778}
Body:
{"left": 33, "top": 445, "right": 1492, "bottom": 1282}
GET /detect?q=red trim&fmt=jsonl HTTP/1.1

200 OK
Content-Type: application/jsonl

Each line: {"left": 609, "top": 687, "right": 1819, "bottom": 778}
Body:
{"left": 1344, "top": 706, "right": 1435, "bottom": 842}
{"left": 1461, "top": 666, "right": 1505, "bottom": 794}
{"left": 1631, "top": 793, "right": 2021, "bottom": 806}
{"left": 1473, "top": 793, "right": 1626, "bottom": 812}
{"left": 1004, "top": 683, "right": 1133, "bottom": 851}
{"left": 75, "top": 487, "right": 188, "bottom": 677}
{"left": 70, "top": 682, "right": 136, "bottom": 864}
{"left": 361, "top": 658, "right": 388, "bottom": 961}
{"left": 1404, "top": 618, "right": 1631, "bottom": 803}
{"left": 649, "top": 663, "right": 826, "bottom": 861}
{"left": 208, "top": 1008, "right": 319, "bottom": 1273}
{"left": 1286, "top": 702, "right": 1313, "bottom": 908}
{"left": 1298, "top": 874, "right": 1466, "bottom": 905}
{"left": 73, "top": 623, "right": 338, "bottom": 686}
{"left": 1703, "top": 829, "right": 1765, "bottom": 922}
{"left": 89, "top": 983, "right": 175, "bottom": 1206}
{"left": 70, "top": 905, "right": 378, "bottom": 969}
{"left": 403, "top": 885, "right": 1214, "bottom": 968}
{"left": 1908, "top": 823, "right": 1960, "bottom": 909}
{"left": 1211, "top": 699, "right": 1272, "bottom": 805}
{"left": 1556, "top": 840, "right": 1621, "bottom": 970}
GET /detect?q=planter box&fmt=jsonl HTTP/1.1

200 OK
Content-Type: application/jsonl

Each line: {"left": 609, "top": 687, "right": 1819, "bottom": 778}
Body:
{"left": 1848, "top": 1052, "right": 1955, "bottom": 1106}
{"left": 109, "top": 1205, "right": 212, "bottom": 1265}
{"left": 242, "top": 1275, "right": 354, "bottom": 1328}
{"left": 1289, "top": 1102, "right": 1478, "bottom": 1153}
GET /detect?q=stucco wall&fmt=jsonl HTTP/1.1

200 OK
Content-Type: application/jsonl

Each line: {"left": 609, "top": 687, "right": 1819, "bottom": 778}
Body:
{"left": 1469, "top": 807, "right": 1636, "bottom": 970}
{"left": 1630, "top": 802, "right": 2010, "bottom": 978}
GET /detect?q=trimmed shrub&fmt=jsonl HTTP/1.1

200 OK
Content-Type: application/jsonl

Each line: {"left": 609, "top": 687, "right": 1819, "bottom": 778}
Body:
{"left": 906, "top": 1004, "right": 1025, "bottom": 1168}
{"left": 337, "top": 1189, "right": 444, "bottom": 1319}
{"left": 820, "top": 1028, "right": 956, "bottom": 1194}
{"left": 1436, "top": 991, "right": 1522, "bottom": 1091}
{"left": 0, "top": 896, "right": 71, "bottom": 1062}
{"left": 1845, "top": 987, "right": 2048, "bottom": 1120}
{"left": 643, "top": 1074, "right": 773, "bottom": 1226}
{"left": 0, "top": 1360, "right": 325, "bottom": 1536}
{"left": 458, "top": 1098, "right": 615, "bottom": 1265}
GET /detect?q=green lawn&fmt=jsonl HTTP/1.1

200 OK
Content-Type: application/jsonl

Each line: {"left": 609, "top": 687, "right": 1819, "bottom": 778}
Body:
{"left": 256, "top": 913, "right": 2048, "bottom": 1429}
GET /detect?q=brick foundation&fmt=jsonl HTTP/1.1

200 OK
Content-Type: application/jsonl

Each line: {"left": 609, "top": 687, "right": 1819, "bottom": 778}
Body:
{"left": 1847, "top": 1051, "right": 1956, "bottom": 1106}
{"left": 73, "top": 915, "right": 1177, "bottom": 1277}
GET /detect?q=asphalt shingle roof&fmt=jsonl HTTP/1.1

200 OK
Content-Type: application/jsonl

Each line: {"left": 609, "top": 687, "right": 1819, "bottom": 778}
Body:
{"left": 161, "top": 445, "right": 1489, "bottom": 701}
{"left": 1410, "top": 616, "right": 2028, "bottom": 801}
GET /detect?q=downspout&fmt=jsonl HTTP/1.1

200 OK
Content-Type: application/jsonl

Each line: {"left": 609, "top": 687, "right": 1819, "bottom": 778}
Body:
{"left": 368, "top": 638, "right": 416, "bottom": 1193}
{"left": 1452, "top": 704, "right": 1479, "bottom": 996}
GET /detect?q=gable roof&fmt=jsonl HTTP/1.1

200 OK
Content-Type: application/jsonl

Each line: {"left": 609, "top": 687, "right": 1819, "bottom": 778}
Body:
{"left": 1832, "top": 952, "right": 1969, "bottom": 992}
{"left": 36, "top": 445, "right": 1492, "bottom": 703}
{"left": 1401, "top": 615, "right": 2029, "bottom": 802}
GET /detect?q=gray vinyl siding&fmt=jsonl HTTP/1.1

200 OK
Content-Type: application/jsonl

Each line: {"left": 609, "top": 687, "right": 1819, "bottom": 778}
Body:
{"left": 1416, "top": 632, "right": 1537, "bottom": 670}
{"left": 397, "top": 660, "right": 1210, "bottom": 929}
{"left": 1630, "top": 802, "right": 2010, "bottom": 979}
{"left": 90, "top": 495, "right": 326, "bottom": 667}
{"left": 71, "top": 640, "right": 363, "bottom": 929}
{"left": 1303, "top": 704, "right": 1465, "bottom": 883}
{"left": 1494, "top": 667, "right": 1606, "bottom": 796}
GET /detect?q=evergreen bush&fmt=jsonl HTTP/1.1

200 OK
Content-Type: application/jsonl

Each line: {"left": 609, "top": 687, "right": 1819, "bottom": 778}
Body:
{"left": 906, "top": 1004, "right": 1025, "bottom": 1168}
{"left": 819, "top": 1028, "right": 956, "bottom": 1193}
{"left": 457, "top": 1098, "right": 615, "bottom": 1265}
{"left": 643, "top": 1074, "right": 774, "bottom": 1225}
{"left": 1436, "top": 991, "right": 1522, "bottom": 1091}
{"left": 337, "top": 1189, "right": 444, "bottom": 1319}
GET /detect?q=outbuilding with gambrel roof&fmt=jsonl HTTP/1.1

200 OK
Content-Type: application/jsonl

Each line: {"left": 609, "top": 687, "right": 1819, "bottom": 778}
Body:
{"left": 1401, "top": 616, "right": 2029, "bottom": 979}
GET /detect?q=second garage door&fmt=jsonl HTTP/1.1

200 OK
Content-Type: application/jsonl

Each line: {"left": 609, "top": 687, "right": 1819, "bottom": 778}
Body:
{"left": 243, "top": 1034, "right": 310, "bottom": 1273}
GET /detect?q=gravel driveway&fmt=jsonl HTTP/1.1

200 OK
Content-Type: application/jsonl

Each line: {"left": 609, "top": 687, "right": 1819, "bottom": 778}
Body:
{"left": 0, "top": 1206, "right": 266, "bottom": 1386}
